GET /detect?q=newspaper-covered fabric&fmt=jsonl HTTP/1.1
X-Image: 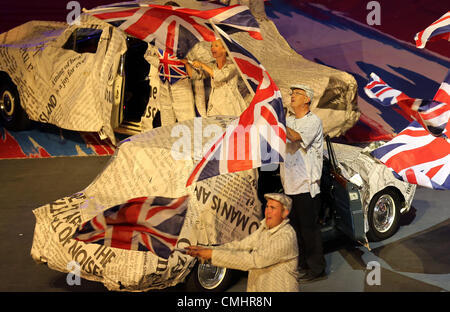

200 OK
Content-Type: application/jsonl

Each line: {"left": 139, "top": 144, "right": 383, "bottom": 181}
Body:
{"left": 0, "top": 15, "right": 128, "bottom": 144}
{"left": 145, "top": 0, "right": 360, "bottom": 137}
{"left": 31, "top": 117, "right": 262, "bottom": 291}
{"left": 1, "top": 0, "right": 360, "bottom": 144}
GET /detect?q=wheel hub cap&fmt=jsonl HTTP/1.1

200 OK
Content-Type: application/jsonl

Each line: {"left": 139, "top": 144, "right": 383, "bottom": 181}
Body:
{"left": 197, "top": 263, "right": 227, "bottom": 290}
{"left": 0, "top": 90, "right": 15, "bottom": 121}
{"left": 373, "top": 194, "right": 395, "bottom": 233}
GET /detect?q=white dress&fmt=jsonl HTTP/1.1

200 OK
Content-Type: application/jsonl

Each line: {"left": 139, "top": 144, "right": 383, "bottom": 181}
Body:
{"left": 192, "top": 58, "right": 248, "bottom": 117}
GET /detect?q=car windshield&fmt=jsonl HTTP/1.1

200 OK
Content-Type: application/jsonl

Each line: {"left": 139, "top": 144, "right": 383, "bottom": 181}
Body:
{"left": 63, "top": 28, "right": 103, "bottom": 54}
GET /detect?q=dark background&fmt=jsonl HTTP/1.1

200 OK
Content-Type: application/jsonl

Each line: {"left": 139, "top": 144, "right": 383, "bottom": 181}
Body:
{"left": 1, "top": 0, "right": 449, "bottom": 59}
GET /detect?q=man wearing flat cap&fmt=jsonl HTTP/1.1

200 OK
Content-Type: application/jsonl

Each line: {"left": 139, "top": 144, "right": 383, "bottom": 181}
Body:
{"left": 186, "top": 193, "right": 299, "bottom": 292}
{"left": 281, "top": 84, "right": 326, "bottom": 282}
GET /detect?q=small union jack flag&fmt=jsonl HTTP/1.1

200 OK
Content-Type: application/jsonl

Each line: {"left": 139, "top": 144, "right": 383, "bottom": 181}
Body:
{"left": 73, "top": 195, "right": 189, "bottom": 259}
{"left": 371, "top": 121, "right": 450, "bottom": 190}
{"left": 415, "top": 11, "right": 450, "bottom": 49}
{"left": 364, "top": 72, "right": 450, "bottom": 137}
{"left": 158, "top": 49, "right": 188, "bottom": 84}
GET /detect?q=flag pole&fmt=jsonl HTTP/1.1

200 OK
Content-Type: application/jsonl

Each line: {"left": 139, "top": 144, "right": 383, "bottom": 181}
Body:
{"left": 209, "top": 20, "right": 256, "bottom": 99}
{"left": 83, "top": 4, "right": 150, "bottom": 13}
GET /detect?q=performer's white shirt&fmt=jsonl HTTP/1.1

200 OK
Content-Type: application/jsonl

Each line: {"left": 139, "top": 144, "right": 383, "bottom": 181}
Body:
{"left": 280, "top": 112, "right": 323, "bottom": 198}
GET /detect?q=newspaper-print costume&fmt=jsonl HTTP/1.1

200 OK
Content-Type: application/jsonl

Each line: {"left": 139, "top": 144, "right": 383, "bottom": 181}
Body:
{"left": 159, "top": 78, "right": 196, "bottom": 125}
{"left": 157, "top": 42, "right": 214, "bottom": 125}
{"left": 281, "top": 113, "right": 324, "bottom": 197}
{"left": 211, "top": 218, "right": 299, "bottom": 292}
{"left": 191, "top": 57, "right": 248, "bottom": 117}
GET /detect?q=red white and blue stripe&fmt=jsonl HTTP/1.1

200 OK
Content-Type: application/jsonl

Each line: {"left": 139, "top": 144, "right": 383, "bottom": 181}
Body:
{"left": 74, "top": 195, "right": 189, "bottom": 259}
{"left": 415, "top": 11, "right": 450, "bottom": 49}
{"left": 88, "top": 2, "right": 261, "bottom": 58}
{"left": 186, "top": 29, "right": 286, "bottom": 186}
{"left": 433, "top": 70, "right": 450, "bottom": 106}
{"left": 364, "top": 72, "right": 450, "bottom": 137}
{"left": 371, "top": 121, "right": 450, "bottom": 190}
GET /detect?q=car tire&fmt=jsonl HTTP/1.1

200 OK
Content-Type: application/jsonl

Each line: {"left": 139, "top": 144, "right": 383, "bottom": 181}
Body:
{"left": 185, "top": 262, "right": 236, "bottom": 292}
{"left": 367, "top": 189, "right": 401, "bottom": 242}
{"left": 0, "top": 80, "right": 30, "bottom": 131}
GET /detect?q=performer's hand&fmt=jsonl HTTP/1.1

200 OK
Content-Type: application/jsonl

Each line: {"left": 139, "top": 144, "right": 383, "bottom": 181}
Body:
{"left": 192, "top": 61, "right": 203, "bottom": 69}
{"left": 180, "top": 59, "right": 188, "bottom": 65}
{"left": 286, "top": 127, "right": 302, "bottom": 142}
{"left": 185, "top": 245, "right": 212, "bottom": 261}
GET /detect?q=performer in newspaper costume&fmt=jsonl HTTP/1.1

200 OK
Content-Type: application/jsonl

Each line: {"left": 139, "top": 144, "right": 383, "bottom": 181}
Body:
{"left": 183, "top": 39, "right": 248, "bottom": 117}
{"left": 186, "top": 193, "right": 300, "bottom": 292}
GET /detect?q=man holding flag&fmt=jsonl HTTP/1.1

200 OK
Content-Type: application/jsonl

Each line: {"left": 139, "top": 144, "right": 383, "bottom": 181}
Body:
{"left": 281, "top": 84, "right": 326, "bottom": 282}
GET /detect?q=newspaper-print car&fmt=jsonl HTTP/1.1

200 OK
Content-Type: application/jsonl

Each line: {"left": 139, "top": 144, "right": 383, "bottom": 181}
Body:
{"left": 320, "top": 137, "right": 415, "bottom": 244}
{"left": 30, "top": 116, "right": 416, "bottom": 292}
{"left": 0, "top": 0, "right": 360, "bottom": 145}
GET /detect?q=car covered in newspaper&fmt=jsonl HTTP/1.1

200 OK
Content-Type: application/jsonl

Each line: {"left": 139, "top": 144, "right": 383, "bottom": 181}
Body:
{"left": 25, "top": 0, "right": 413, "bottom": 293}
{"left": 320, "top": 137, "right": 415, "bottom": 245}
{"left": 0, "top": 0, "right": 360, "bottom": 145}
{"left": 30, "top": 115, "right": 416, "bottom": 292}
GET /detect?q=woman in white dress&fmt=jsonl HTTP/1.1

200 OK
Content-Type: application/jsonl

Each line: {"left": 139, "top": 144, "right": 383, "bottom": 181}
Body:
{"left": 182, "top": 39, "right": 248, "bottom": 117}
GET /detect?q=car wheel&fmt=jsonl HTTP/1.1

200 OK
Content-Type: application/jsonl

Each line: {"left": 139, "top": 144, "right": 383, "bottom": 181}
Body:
{"left": 367, "top": 189, "right": 401, "bottom": 242}
{"left": 185, "top": 262, "right": 236, "bottom": 292}
{"left": 0, "top": 81, "right": 30, "bottom": 130}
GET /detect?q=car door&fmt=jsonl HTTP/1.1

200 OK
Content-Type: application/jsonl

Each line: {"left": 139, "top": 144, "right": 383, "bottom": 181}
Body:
{"left": 325, "top": 136, "right": 367, "bottom": 244}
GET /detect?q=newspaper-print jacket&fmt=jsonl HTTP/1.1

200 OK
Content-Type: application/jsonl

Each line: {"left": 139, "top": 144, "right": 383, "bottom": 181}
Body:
{"left": 211, "top": 218, "right": 299, "bottom": 292}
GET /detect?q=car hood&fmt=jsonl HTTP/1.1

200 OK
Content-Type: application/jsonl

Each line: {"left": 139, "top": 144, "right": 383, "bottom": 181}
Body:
{"left": 0, "top": 20, "right": 66, "bottom": 48}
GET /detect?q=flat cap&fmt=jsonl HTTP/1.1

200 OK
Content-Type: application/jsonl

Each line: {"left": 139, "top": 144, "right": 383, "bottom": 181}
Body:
{"left": 290, "top": 84, "right": 314, "bottom": 102}
{"left": 264, "top": 193, "right": 292, "bottom": 212}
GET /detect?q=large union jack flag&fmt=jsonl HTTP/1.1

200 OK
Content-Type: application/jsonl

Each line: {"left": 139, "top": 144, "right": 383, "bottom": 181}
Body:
{"left": 415, "top": 11, "right": 450, "bottom": 49}
{"left": 158, "top": 48, "right": 188, "bottom": 84}
{"left": 186, "top": 28, "right": 286, "bottom": 186}
{"left": 73, "top": 195, "right": 189, "bottom": 259}
{"left": 433, "top": 70, "right": 450, "bottom": 105}
{"left": 88, "top": 2, "right": 262, "bottom": 58}
{"left": 364, "top": 72, "right": 450, "bottom": 137}
{"left": 371, "top": 121, "right": 450, "bottom": 190}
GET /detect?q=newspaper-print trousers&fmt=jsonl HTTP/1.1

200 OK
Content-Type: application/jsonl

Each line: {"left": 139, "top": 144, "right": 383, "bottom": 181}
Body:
{"left": 159, "top": 78, "right": 196, "bottom": 126}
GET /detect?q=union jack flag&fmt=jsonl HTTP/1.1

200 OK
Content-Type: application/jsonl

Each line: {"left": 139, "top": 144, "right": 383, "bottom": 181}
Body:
{"left": 158, "top": 48, "right": 188, "bottom": 84}
{"left": 73, "top": 195, "right": 189, "bottom": 259}
{"left": 433, "top": 70, "right": 450, "bottom": 106}
{"left": 371, "top": 121, "right": 450, "bottom": 190}
{"left": 88, "top": 2, "right": 262, "bottom": 58}
{"left": 364, "top": 72, "right": 450, "bottom": 137}
{"left": 415, "top": 11, "right": 450, "bottom": 49}
{"left": 186, "top": 28, "right": 286, "bottom": 186}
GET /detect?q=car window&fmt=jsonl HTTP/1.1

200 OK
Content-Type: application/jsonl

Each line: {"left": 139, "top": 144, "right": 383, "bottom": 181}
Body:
{"left": 63, "top": 28, "right": 103, "bottom": 54}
